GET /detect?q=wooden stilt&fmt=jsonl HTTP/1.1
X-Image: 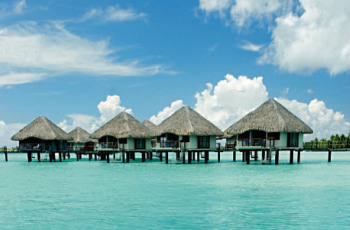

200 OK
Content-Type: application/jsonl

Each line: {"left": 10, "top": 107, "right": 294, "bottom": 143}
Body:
{"left": 262, "top": 150, "right": 265, "bottom": 161}
{"left": 188, "top": 151, "right": 192, "bottom": 164}
{"left": 289, "top": 150, "right": 294, "bottom": 164}
{"left": 242, "top": 151, "right": 245, "bottom": 162}
{"left": 63, "top": 153, "right": 66, "bottom": 160}
{"left": 68, "top": 153, "right": 70, "bottom": 159}
{"left": 218, "top": 151, "right": 221, "bottom": 163}
{"left": 176, "top": 152, "right": 180, "bottom": 160}
{"left": 94, "top": 153, "right": 97, "bottom": 161}
{"left": 165, "top": 152, "right": 169, "bottom": 164}
{"left": 126, "top": 152, "right": 130, "bottom": 163}
{"left": 205, "top": 151, "right": 208, "bottom": 163}
{"left": 37, "top": 152, "right": 41, "bottom": 162}
{"left": 4, "top": 147, "right": 8, "bottom": 162}
{"left": 182, "top": 151, "right": 186, "bottom": 164}
{"left": 297, "top": 150, "right": 301, "bottom": 163}
{"left": 275, "top": 150, "right": 279, "bottom": 165}
{"left": 233, "top": 151, "right": 236, "bottom": 162}
{"left": 49, "top": 152, "right": 52, "bottom": 162}
{"left": 328, "top": 149, "right": 331, "bottom": 162}
{"left": 159, "top": 152, "right": 163, "bottom": 162}
{"left": 150, "top": 152, "right": 153, "bottom": 160}
{"left": 246, "top": 151, "right": 250, "bottom": 164}
{"left": 254, "top": 151, "right": 258, "bottom": 161}
{"left": 106, "top": 153, "right": 110, "bottom": 163}
{"left": 122, "top": 152, "right": 125, "bottom": 163}
{"left": 27, "top": 152, "right": 32, "bottom": 162}
{"left": 197, "top": 152, "right": 200, "bottom": 162}
{"left": 113, "top": 153, "right": 116, "bottom": 161}
{"left": 142, "top": 152, "right": 146, "bottom": 162}
{"left": 59, "top": 152, "right": 62, "bottom": 162}
{"left": 89, "top": 153, "right": 92, "bottom": 161}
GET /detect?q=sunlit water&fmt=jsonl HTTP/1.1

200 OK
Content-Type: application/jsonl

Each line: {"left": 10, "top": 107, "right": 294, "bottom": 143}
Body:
{"left": 0, "top": 151, "right": 349, "bottom": 229}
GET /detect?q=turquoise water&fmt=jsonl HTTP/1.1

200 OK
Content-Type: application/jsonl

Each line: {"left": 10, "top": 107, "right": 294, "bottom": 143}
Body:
{"left": 0, "top": 151, "right": 349, "bottom": 229}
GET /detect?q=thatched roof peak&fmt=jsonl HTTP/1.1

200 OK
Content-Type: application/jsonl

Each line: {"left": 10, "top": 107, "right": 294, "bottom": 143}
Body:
{"left": 68, "top": 127, "right": 97, "bottom": 143}
{"left": 11, "top": 116, "right": 73, "bottom": 141}
{"left": 155, "top": 105, "right": 223, "bottom": 136}
{"left": 90, "top": 111, "right": 150, "bottom": 139}
{"left": 224, "top": 98, "right": 313, "bottom": 137}
{"left": 142, "top": 120, "right": 156, "bottom": 130}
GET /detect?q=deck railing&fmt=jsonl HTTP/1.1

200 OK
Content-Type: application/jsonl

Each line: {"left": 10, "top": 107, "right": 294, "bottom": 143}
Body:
{"left": 159, "top": 140, "right": 179, "bottom": 148}
{"left": 98, "top": 142, "right": 118, "bottom": 149}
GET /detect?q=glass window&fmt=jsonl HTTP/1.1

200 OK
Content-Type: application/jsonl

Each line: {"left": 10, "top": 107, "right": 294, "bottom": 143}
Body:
{"left": 198, "top": 136, "right": 210, "bottom": 149}
{"left": 135, "top": 138, "right": 146, "bottom": 149}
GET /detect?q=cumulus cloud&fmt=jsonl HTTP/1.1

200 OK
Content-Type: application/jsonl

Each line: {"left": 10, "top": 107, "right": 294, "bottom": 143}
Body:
{"left": 149, "top": 100, "right": 184, "bottom": 125}
{"left": 0, "top": 121, "right": 25, "bottom": 147}
{"left": 194, "top": 74, "right": 268, "bottom": 130}
{"left": 0, "top": 22, "right": 163, "bottom": 87}
{"left": 276, "top": 98, "right": 350, "bottom": 140}
{"left": 199, "top": 0, "right": 231, "bottom": 16}
{"left": 82, "top": 4, "right": 146, "bottom": 22}
{"left": 259, "top": 0, "right": 350, "bottom": 75}
{"left": 59, "top": 95, "right": 132, "bottom": 133}
{"left": 14, "top": 0, "right": 26, "bottom": 14}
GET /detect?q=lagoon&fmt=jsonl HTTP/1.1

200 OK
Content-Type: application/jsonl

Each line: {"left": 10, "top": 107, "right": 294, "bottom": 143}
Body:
{"left": 0, "top": 151, "right": 349, "bottom": 229}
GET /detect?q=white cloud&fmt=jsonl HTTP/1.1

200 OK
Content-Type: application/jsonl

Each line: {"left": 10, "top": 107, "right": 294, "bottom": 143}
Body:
{"left": 149, "top": 100, "right": 184, "bottom": 125}
{"left": 59, "top": 95, "right": 132, "bottom": 133}
{"left": 259, "top": 0, "right": 350, "bottom": 75}
{"left": 14, "top": 0, "right": 26, "bottom": 14}
{"left": 0, "top": 121, "right": 25, "bottom": 147}
{"left": 276, "top": 98, "right": 350, "bottom": 140}
{"left": 240, "top": 42, "right": 263, "bottom": 52}
{"left": 82, "top": 4, "right": 146, "bottom": 22}
{"left": 282, "top": 87, "right": 289, "bottom": 95}
{"left": 0, "top": 22, "right": 163, "bottom": 87}
{"left": 307, "top": 89, "right": 313, "bottom": 94}
{"left": 199, "top": 0, "right": 232, "bottom": 13}
{"left": 230, "top": 0, "right": 283, "bottom": 27}
{"left": 194, "top": 74, "right": 269, "bottom": 130}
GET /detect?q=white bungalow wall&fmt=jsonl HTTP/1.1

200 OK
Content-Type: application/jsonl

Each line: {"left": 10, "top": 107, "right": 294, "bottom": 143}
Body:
{"left": 122, "top": 138, "right": 152, "bottom": 151}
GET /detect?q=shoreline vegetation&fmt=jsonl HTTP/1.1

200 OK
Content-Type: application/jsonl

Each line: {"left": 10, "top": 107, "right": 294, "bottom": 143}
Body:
{"left": 303, "top": 133, "right": 350, "bottom": 150}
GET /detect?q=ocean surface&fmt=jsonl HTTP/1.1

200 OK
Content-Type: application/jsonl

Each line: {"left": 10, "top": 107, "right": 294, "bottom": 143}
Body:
{"left": 0, "top": 151, "right": 349, "bottom": 229}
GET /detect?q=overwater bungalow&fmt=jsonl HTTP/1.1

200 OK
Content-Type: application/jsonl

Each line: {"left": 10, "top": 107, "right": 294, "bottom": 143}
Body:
{"left": 224, "top": 99, "right": 313, "bottom": 164}
{"left": 153, "top": 106, "right": 223, "bottom": 163}
{"left": 68, "top": 127, "right": 97, "bottom": 152}
{"left": 11, "top": 116, "right": 73, "bottom": 162}
{"left": 90, "top": 111, "right": 152, "bottom": 162}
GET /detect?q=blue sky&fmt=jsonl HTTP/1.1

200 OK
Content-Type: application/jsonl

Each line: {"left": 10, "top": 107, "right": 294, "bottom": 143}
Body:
{"left": 0, "top": 0, "right": 349, "bottom": 146}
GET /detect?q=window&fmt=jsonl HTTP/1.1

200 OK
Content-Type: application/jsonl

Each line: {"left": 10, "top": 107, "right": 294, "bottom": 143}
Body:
{"left": 135, "top": 138, "right": 146, "bottom": 149}
{"left": 180, "top": 135, "right": 189, "bottom": 142}
{"left": 287, "top": 133, "right": 299, "bottom": 147}
{"left": 198, "top": 136, "right": 210, "bottom": 149}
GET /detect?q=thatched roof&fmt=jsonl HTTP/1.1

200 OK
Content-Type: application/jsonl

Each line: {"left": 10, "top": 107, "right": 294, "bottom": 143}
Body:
{"left": 90, "top": 111, "right": 150, "bottom": 139}
{"left": 11, "top": 116, "right": 73, "bottom": 141}
{"left": 224, "top": 99, "right": 313, "bottom": 137}
{"left": 68, "top": 127, "right": 97, "bottom": 143}
{"left": 154, "top": 106, "right": 223, "bottom": 136}
{"left": 142, "top": 120, "right": 156, "bottom": 129}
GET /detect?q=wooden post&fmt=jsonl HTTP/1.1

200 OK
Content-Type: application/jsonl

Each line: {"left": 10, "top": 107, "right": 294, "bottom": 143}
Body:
{"left": 37, "top": 152, "right": 41, "bottom": 162}
{"left": 275, "top": 150, "right": 279, "bottom": 165}
{"left": 254, "top": 151, "right": 258, "bottom": 161}
{"left": 150, "top": 152, "right": 153, "bottom": 160}
{"left": 68, "top": 153, "right": 70, "bottom": 159}
{"left": 94, "top": 153, "right": 97, "bottom": 161}
{"left": 176, "top": 152, "right": 180, "bottom": 160}
{"left": 218, "top": 151, "right": 221, "bottom": 163}
{"left": 27, "top": 152, "right": 32, "bottom": 162}
{"left": 182, "top": 151, "right": 186, "bottom": 164}
{"left": 122, "top": 152, "right": 125, "bottom": 163}
{"left": 328, "top": 149, "right": 331, "bottom": 162}
{"left": 188, "top": 151, "right": 192, "bottom": 164}
{"left": 89, "top": 153, "right": 92, "bottom": 161}
{"left": 233, "top": 151, "right": 236, "bottom": 162}
{"left": 192, "top": 152, "right": 195, "bottom": 161}
{"left": 246, "top": 151, "right": 250, "bottom": 164}
{"left": 106, "top": 153, "right": 110, "bottom": 163}
{"left": 76, "top": 153, "right": 79, "bottom": 161}
{"left": 159, "top": 152, "right": 163, "bottom": 162}
{"left": 197, "top": 152, "right": 200, "bottom": 162}
{"left": 49, "top": 152, "right": 52, "bottom": 162}
{"left": 126, "top": 152, "right": 130, "bottom": 163}
{"left": 205, "top": 151, "right": 208, "bottom": 163}
{"left": 297, "top": 150, "right": 301, "bottom": 163}
{"left": 113, "top": 153, "right": 116, "bottom": 161}
{"left": 59, "top": 152, "right": 62, "bottom": 162}
{"left": 142, "top": 152, "right": 146, "bottom": 162}
{"left": 4, "top": 146, "right": 8, "bottom": 162}
{"left": 63, "top": 153, "right": 66, "bottom": 160}
{"left": 262, "top": 150, "right": 265, "bottom": 161}
{"left": 165, "top": 152, "right": 169, "bottom": 164}
{"left": 242, "top": 151, "right": 245, "bottom": 162}
{"left": 289, "top": 150, "right": 294, "bottom": 164}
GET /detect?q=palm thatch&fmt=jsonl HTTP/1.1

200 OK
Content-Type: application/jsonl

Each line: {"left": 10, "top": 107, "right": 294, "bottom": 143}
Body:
{"left": 224, "top": 99, "right": 313, "bottom": 137}
{"left": 90, "top": 111, "right": 150, "bottom": 139}
{"left": 68, "top": 127, "right": 97, "bottom": 143}
{"left": 154, "top": 106, "right": 223, "bottom": 136}
{"left": 11, "top": 116, "right": 73, "bottom": 141}
{"left": 142, "top": 120, "right": 156, "bottom": 129}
